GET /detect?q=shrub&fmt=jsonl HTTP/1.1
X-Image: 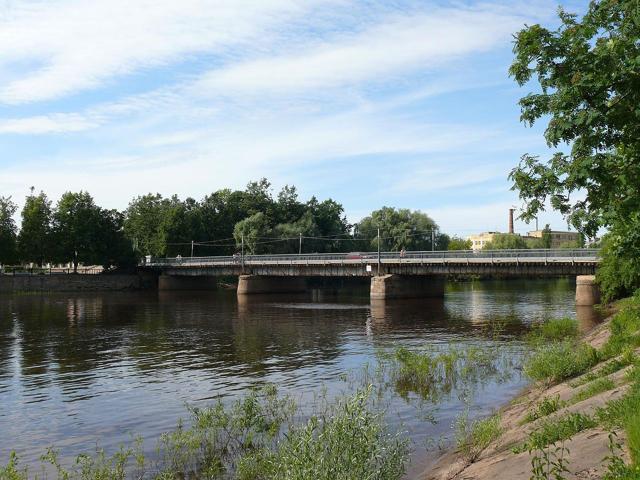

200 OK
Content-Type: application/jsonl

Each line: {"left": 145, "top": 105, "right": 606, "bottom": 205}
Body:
{"left": 246, "top": 387, "right": 409, "bottom": 480}
{"left": 601, "top": 293, "right": 640, "bottom": 358}
{"left": 524, "top": 341, "right": 599, "bottom": 383}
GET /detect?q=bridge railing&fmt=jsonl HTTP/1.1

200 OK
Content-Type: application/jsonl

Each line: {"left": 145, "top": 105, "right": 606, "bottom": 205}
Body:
{"left": 144, "top": 248, "right": 600, "bottom": 267}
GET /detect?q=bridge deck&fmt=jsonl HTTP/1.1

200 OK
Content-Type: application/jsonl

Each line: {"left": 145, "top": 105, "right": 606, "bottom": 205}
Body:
{"left": 145, "top": 249, "right": 599, "bottom": 276}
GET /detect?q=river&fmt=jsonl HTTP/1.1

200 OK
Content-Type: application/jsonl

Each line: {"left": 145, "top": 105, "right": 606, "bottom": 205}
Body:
{"left": 0, "top": 279, "right": 599, "bottom": 477}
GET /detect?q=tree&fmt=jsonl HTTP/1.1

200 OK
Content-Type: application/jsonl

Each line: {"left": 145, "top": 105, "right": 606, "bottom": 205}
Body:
{"left": 124, "top": 194, "right": 171, "bottom": 257}
{"left": 356, "top": 207, "right": 446, "bottom": 251}
{"left": 448, "top": 236, "right": 472, "bottom": 250}
{"left": 52, "top": 191, "right": 102, "bottom": 272}
{"left": 0, "top": 196, "right": 18, "bottom": 265}
{"left": 508, "top": 1, "right": 640, "bottom": 298}
{"left": 234, "top": 212, "right": 268, "bottom": 254}
{"left": 18, "top": 190, "right": 52, "bottom": 266}
{"left": 525, "top": 224, "right": 552, "bottom": 249}
{"left": 483, "top": 233, "right": 528, "bottom": 250}
{"left": 93, "top": 209, "right": 137, "bottom": 269}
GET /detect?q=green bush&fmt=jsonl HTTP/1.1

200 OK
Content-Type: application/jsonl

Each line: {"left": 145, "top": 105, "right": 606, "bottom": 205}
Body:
{"left": 244, "top": 388, "right": 409, "bottom": 480}
{"left": 524, "top": 341, "right": 599, "bottom": 383}
{"left": 597, "top": 234, "right": 640, "bottom": 303}
{"left": 601, "top": 293, "right": 640, "bottom": 358}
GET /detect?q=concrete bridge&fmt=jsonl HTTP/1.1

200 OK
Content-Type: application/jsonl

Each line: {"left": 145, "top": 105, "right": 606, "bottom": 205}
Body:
{"left": 144, "top": 249, "right": 600, "bottom": 300}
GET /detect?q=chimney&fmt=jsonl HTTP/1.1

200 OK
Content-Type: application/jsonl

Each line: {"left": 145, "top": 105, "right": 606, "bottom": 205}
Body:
{"left": 508, "top": 208, "right": 515, "bottom": 234}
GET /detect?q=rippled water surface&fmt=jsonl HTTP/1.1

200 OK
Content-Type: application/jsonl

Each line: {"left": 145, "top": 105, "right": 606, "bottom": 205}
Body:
{"left": 0, "top": 279, "right": 598, "bottom": 477}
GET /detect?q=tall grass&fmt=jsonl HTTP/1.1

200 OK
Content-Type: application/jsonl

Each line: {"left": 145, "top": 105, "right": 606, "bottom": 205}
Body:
{"left": 513, "top": 413, "right": 597, "bottom": 454}
{"left": 455, "top": 413, "right": 502, "bottom": 462}
{"left": 527, "top": 318, "right": 578, "bottom": 345}
{"left": 0, "top": 386, "right": 408, "bottom": 480}
{"left": 386, "top": 345, "right": 506, "bottom": 402}
{"left": 524, "top": 341, "right": 599, "bottom": 383}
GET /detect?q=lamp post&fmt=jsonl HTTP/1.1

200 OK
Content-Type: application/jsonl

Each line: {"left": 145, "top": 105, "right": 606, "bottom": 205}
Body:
{"left": 299, "top": 233, "right": 302, "bottom": 255}
{"left": 377, "top": 227, "right": 381, "bottom": 276}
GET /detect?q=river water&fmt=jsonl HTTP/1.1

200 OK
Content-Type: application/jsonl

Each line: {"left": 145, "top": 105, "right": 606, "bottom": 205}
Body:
{"left": 0, "top": 279, "right": 598, "bottom": 477}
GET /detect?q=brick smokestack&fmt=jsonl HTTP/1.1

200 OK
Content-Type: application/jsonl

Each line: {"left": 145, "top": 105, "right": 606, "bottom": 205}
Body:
{"left": 508, "top": 208, "right": 515, "bottom": 234}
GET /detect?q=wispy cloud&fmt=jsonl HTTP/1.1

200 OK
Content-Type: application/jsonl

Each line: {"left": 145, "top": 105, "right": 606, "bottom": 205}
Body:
{"left": 0, "top": 0, "right": 323, "bottom": 104}
{"left": 0, "top": 113, "right": 99, "bottom": 133}
{"left": 194, "top": 4, "right": 532, "bottom": 95}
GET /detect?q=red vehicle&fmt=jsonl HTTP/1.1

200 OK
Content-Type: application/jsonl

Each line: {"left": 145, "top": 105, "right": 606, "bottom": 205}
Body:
{"left": 345, "top": 252, "right": 373, "bottom": 260}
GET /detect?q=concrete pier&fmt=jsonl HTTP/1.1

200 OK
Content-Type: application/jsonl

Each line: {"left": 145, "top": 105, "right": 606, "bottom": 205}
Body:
{"left": 370, "top": 274, "right": 445, "bottom": 300}
{"left": 158, "top": 275, "right": 218, "bottom": 291}
{"left": 237, "top": 275, "right": 307, "bottom": 295}
{"left": 575, "top": 275, "right": 601, "bottom": 306}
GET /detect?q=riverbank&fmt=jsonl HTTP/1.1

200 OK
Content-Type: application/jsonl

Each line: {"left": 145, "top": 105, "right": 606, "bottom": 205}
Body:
{"left": 423, "top": 295, "right": 640, "bottom": 479}
{"left": 0, "top": 273, "right": 155, "bottom": 292}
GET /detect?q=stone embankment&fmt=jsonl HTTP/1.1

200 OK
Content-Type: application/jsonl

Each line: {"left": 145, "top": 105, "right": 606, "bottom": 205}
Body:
{"left": 0, "top": 273, "right": 156, "bottom": 292}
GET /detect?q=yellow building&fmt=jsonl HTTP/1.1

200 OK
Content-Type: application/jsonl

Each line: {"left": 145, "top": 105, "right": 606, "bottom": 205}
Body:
{"left": 526, "top": 230, "right": 581, "bottom": 248}
{"left": 467, "top": 232, "right": 499, "bottom": 251}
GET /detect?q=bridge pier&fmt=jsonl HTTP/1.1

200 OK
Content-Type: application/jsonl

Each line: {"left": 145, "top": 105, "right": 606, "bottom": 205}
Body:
{"left": 158, "top": 274, "right": 218, "bottom": 291}
{"left": 576, "top": 275, "right": 601, "bottom": 306}
{"left": 370, "top": 274, "right": 445, "bottom": 300}
{"left": 237, "top": 275, "right": 307, "bottom": 295}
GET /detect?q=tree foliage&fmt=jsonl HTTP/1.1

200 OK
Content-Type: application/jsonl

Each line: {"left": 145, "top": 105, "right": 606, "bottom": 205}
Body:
{"left": 483, "top": 233, "right": 529, "bottom": 250}
{"left": 447, "top": 236, "right": 472, "bottom": 250}
{"left": 508, "top": 1, "right": 640, "bottom": 299}
{"left": 52, "top": 192, "right": 133, "bottom": 272}
{"left": 356, "top": 207, "right": 447, "bottom": 251}
{"left": 5, "top": 179, "right": 450, "bottom": 269}
{"left": 0, "top": 196, "right": 18, "bottom": 265}
{"left": 18, "top": 190, "right": 52, "bottom": 266}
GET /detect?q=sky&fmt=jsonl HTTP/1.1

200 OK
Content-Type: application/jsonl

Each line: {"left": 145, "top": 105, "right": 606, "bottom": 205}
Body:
{"left": 0, "top": 0, "right": 588, "bottom": 237}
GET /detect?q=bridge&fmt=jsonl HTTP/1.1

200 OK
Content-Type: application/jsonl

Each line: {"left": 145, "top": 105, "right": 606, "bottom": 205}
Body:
{"left": 144, "top": 249, "right": 600, "bottom": 300}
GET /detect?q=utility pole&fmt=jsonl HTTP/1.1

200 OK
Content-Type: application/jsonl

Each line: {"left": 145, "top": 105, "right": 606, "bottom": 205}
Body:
{"left": 241, "top": 233, "right": 245, "bottom": 272}
{"left": 377, "top": 227, "right": 381, "bottom": 276}
{"left": 191, "top": 240, "right": 194, "bottom": 258}
{"left": 431, "top": 230, "right": 435, "bottom": 252}
{"left": 299, "top": 233, "right": 302, "bottom": 255}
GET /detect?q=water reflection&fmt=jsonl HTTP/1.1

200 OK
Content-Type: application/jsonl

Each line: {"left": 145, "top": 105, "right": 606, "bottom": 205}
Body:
{"left": 0, "top": 279, "right": 600, "bottom": 473}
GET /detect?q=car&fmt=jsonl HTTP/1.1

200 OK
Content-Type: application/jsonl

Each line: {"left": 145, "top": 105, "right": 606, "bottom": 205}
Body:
{"left": 345, "top": 252, "right": 374, "bottom": 260}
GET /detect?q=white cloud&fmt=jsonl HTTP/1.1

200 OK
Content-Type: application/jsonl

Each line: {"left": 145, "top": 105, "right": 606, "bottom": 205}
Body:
{"left": 195, "top": 4, "right": 531, "bottom": 94}
{"left": 0, "top": 113, "right": 99, "bottom": 134}
{"left": 0, "top": 0, "right": 321, "bottom": 104}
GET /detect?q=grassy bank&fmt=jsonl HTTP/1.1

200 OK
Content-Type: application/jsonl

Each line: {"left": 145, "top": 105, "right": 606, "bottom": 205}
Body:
{"left": 427, "top": 290, "right": 640, "bottom": 479}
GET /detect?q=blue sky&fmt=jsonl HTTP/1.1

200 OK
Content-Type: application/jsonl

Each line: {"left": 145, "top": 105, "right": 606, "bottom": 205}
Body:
{"left": 0, "top": 0, "right": 588, "bottom": 237}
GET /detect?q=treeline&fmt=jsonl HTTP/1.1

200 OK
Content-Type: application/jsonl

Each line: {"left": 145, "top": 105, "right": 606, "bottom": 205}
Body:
{"left": 0, "top": 179, "right": 460, "bottom": 271}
